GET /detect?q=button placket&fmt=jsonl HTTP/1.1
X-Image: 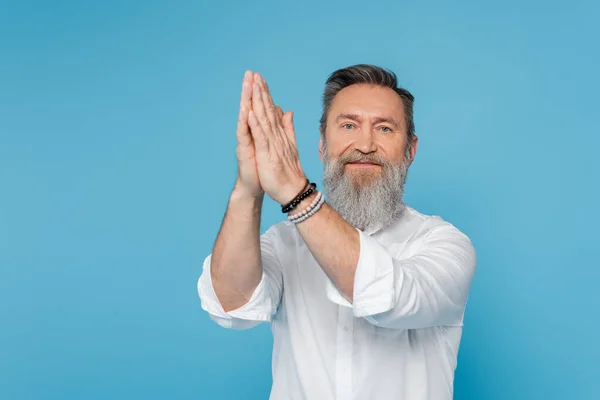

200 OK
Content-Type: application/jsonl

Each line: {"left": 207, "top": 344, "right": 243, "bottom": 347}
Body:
{"left": 335, "top": 307, "right": 354, "bottom": 400}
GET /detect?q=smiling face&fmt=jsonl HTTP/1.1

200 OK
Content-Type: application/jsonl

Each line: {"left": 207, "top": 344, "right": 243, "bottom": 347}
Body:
{"left": 319, "top": 83, "right": 418, "bottom": 231}
{"left": 320, "top": 83, "right": 417, "bottom": 182}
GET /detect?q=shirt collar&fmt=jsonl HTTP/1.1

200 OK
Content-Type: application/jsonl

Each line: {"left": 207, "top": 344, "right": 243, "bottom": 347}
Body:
{"left": 364, "top": 222, "right": 384, "bottom": 236}
{"left": 363, "top": 205, "right": 407, "bottom": 236}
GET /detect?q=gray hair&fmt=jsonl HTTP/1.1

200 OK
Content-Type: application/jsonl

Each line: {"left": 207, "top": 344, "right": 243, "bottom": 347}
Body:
{"left": 319, "top": 64, "right": 415, "bottom": 144}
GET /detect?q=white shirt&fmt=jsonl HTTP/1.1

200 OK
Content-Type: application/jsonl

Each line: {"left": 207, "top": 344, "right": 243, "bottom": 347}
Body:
{"left": 197, "top": 206, "right": 476, "bottom": 400}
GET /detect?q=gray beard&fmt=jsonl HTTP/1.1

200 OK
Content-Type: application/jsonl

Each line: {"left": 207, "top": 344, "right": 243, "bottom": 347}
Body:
{"left": 322, "top": 146, "right": 410, "bottom": 232}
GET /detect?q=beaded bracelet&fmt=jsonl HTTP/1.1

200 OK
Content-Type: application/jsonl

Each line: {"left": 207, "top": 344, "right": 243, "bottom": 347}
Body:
{"left": 288, "top": 191, "right": 323, "bottom": 221}
{"left": 290, "top": 192, "right": 325, "bottom": 224}
{"left": 281, "top": 179, "right": 317, "bottom": 213}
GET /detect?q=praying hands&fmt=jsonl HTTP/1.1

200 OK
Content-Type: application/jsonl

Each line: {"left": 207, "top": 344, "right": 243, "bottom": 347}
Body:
{"left": 234, "top": 71, "right": 308, "bottom": 206}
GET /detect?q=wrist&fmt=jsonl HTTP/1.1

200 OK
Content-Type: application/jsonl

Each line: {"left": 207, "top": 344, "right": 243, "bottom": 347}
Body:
{"left": 279, "top": 176, "right": 309, "bottom": 206}
{"left": 233, "top": 179, "right": 264, "bottom": 200}
{"left": 287, "top": 190, "right": 318, "bottom": 217}
{"left": 230, "top": 185, "right": 264, "bottom": 211}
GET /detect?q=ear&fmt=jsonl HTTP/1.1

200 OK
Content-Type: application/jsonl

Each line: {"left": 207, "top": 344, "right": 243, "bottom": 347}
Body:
{"left": 318, "top": 130, "right": 324, "bottom": 162}
{"left": 409, "top": 135, "right": 419, "bottom": 165}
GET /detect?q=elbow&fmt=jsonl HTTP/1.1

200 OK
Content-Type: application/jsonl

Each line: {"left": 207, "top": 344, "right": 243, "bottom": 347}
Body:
{"left": 198, "top": 275, "right": 268, "bottom": 331}
{"left": 365, "top": 301, "right": 465, "bottom": 330}
{"left": 364, "top": 277, "right": 467, "bottom": 330}
{"left": 207, "top": 313, "right": 263, "bottom": 330}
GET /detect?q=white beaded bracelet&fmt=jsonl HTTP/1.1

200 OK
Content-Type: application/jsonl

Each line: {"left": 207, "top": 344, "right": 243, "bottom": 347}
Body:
{"left": 288, "top": 191, "right": 322, "bottom": 220}
{"left": 290, "top": 192, "right": 326, "bottom": 224}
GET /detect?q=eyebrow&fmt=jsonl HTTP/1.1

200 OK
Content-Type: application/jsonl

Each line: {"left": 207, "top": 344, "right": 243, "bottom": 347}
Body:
{"left": 335, "top": 113, "right": 400, "bottom": 128}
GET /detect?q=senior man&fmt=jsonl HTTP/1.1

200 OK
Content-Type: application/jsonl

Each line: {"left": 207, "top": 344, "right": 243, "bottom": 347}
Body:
{"left": 198, "top": 64, "right": 476, "bottom": 400}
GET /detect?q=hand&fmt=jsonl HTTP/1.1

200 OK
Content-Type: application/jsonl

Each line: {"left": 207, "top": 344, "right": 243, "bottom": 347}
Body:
{"left": 247, "top": 73, "right": 307, "bottom": 205}
{"left": 234, "top": 70, "right": 264, "bottom": 198}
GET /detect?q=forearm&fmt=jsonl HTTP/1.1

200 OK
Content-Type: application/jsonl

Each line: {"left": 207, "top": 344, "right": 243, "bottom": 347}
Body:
{"left": 293, "top": 194, "right": 360, "bottom": 302}
{"left": 296, "top": 202, "right": 476, "bottom": 327}
{"left": 211, "top": 186, "right": 264, "bottom": 312}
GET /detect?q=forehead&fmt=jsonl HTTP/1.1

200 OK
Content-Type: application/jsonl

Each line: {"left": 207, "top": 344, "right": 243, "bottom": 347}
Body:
{"left": 328, "top": 84, "right": 406, "bottom": 121}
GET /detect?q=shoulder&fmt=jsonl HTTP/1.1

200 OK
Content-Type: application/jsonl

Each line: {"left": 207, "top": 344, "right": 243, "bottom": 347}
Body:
{"left": 399, "top": 207, "right": 477, "bottom": 275}
{"left": 402, "top": 206, "right": 475, "bottom": 252}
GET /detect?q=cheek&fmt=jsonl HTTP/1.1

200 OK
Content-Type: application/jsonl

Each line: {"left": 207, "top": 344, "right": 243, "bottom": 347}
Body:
{"left": 377, "top": 137, "right": 408, "bottom": 162}
{"left": 325, "top": 136, "right": 353, "bottom": 158}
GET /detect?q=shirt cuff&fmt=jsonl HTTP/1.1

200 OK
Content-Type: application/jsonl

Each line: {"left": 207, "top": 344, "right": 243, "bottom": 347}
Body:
{"left": 198, "top": 255, "right": 274, "bottom": 327}
{"left": 325, "top": 228, "right": 395, "bottom": 318}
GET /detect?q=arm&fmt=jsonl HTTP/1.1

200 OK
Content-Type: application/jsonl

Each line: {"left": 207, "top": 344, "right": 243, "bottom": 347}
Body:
{"left": 196, "top": 70, "right": 283, "bottom": 329}
{"left": 293, "top": 202, "right": 360, "bottom": 302}
{"left": 296, "top": 206, "right": 476, "bottom": 329}
{"left": 197, "top": 186, "right": 284, "bottom": 330}
{"left": 242, "top": 72, "right": 362, "bottom": 304}
{"left": 210, "top": 188, "right": 265, "bottom": 312}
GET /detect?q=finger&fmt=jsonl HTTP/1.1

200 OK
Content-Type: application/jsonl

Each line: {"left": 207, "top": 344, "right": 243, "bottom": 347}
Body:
{"left": 275, "top": 106, "right": 288, "bottom": 145}
{"left": 248, "top": 109, "right": 268, "bottom": 151}
{"left": 259, "top": 74, "right": 276, "bottom": 109}
{"left": 282, "top": 111, "right": 297, "bottom": 145}
{"left": 236, "top": 71, "right": 253, "bottom": 146}
{"left": 240, "top": 70, "right": 253, "bottom": 107}
{"left": 257, "top": 75, "right": 283, "bottom": 132}
{"left": 252, "top": 74, "right": 273, "bottom": 139}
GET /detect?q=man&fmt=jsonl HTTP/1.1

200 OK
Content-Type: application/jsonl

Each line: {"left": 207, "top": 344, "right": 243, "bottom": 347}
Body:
{"left": 197, "top": 64, "right": 476, "bottom": 400}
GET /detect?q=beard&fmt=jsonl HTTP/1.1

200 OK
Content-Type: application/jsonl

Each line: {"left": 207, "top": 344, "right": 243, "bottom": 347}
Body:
{"left": 322, "top": 144, "right": 411, "bottom": 232}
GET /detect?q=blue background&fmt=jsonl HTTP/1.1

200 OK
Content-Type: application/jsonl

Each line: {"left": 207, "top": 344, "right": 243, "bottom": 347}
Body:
{"left": 1, "top": 0, "right": 598, "bottom": 399}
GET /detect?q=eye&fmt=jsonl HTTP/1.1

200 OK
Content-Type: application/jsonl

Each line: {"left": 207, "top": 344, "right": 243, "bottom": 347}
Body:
{"left": 379, "top": 126, "right": 392, "bottom": 133}
{"left": 342, "top": 123, "right": 355, "bottom": 130}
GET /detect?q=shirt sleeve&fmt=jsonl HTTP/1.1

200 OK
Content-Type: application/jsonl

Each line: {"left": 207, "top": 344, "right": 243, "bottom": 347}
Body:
{"left": 197, "top": 225, "right": 284, "bottom": 330}
{"left": 326, "top": 220, "right": 476, "bottom": 330}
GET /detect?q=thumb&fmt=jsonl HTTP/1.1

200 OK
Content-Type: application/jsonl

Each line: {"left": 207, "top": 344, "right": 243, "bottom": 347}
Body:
{"left": 276, "top": 106, "right": 284, "bottom": 120}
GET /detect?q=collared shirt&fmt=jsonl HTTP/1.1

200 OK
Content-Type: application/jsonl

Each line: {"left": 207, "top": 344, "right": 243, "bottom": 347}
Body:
{"left": 197, "top": 206, "right": 476, "bottom": 400}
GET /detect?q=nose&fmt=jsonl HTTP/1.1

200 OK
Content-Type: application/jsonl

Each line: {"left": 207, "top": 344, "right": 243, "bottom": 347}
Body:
{"left": 354, "top": 126, "right": 377, "bottom": 154}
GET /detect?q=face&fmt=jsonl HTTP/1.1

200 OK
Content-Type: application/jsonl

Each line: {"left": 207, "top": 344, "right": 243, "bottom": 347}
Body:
{"left": 319, "top": 83, "right": 417, "bottom": 176}
{"left": 319, "top": 84, "right": 419, "bottom": 231}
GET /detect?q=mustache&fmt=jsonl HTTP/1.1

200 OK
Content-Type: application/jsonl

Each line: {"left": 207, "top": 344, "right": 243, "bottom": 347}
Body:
{"left": 336, "top": 152, "right": 390, "bottom": 166}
